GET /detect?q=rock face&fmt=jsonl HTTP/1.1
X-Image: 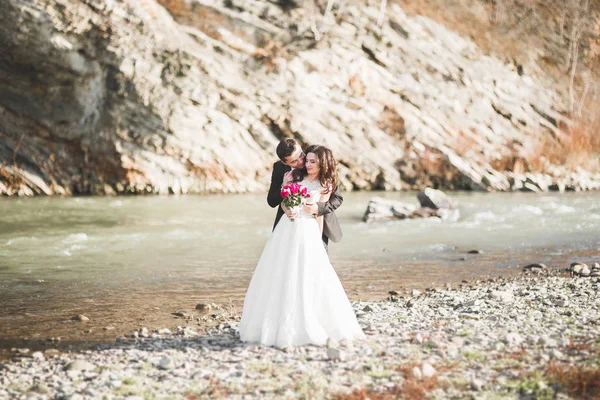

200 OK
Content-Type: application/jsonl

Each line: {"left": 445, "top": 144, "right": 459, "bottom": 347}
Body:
{"left": 1, "top": 0, "right": 599, "bottom": 196}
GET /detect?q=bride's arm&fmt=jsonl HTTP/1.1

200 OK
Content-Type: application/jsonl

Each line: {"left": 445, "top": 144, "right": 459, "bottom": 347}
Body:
{"left": 281, "top": 202, "right": 294, "bottom": 219}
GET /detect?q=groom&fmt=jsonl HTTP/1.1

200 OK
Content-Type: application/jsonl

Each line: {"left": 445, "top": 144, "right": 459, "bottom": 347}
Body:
{"left": 267, "top": 138, "right": 343, "bottom": 252}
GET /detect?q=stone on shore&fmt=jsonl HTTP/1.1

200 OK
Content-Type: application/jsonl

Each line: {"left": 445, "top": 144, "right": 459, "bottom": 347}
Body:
{"left": 65, "top": 360, "right": 95, "bottom": 372}
{"left": 523, "top": 263, "right": 548, "bottom": 274}
{"left": 363, "top": 189, "right": 458, "bottom": 222}
{"left": 570, "top": 262, "right": 590, "bottom": 277}
{"left": 158, "top": 356, "right": 174, "bottom": 370}
{"left": 417, "top": 188, "right": 457, "bottom": 210}
{"left": 363, "top": 197, "right": 416, "bottom": 222}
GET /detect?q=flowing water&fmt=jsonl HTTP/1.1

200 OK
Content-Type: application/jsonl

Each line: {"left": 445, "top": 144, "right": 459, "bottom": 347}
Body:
{"left": 1, "top": 191, "right": 599, "bottom": 356}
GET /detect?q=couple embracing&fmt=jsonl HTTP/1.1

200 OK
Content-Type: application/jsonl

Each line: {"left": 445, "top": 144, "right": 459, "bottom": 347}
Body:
{"left": 239, "top": 138, "right": 365, "bottom": 347}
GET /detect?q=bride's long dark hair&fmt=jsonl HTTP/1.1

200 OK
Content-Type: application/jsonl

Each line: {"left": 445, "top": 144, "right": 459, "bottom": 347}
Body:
{"left": 292, "top": 145, "right": 338, "bottom": 194}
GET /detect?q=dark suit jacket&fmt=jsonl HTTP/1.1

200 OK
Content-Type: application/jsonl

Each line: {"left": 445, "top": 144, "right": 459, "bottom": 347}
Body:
{"left": 267, "top": 161, "right": 343, "bottom": 243}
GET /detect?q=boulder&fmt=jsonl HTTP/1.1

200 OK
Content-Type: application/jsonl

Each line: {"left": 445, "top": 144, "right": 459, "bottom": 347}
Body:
{"left": 363, "top": 197, "right": 416, "bottom": 222}
{"left": 523, "top": 263, "right": 548, "bottom": 275}
{"left": 364, "top": 189, "right": 457, "bottom": 222}
{"left": 417, "top": 188, "right": 457, "bottom": 210}
{"left": 570, "top": 262, "right": 590, "bottom": 277}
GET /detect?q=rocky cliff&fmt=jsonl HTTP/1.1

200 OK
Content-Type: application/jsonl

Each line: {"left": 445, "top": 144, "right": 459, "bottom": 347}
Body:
{"left": 1, "top": 0, "right": 598, "bottom": 196}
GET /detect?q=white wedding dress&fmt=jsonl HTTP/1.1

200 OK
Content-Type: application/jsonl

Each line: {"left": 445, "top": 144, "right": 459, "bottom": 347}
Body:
{"left": 239, "top": 179, "right": 365, "bottom": 347}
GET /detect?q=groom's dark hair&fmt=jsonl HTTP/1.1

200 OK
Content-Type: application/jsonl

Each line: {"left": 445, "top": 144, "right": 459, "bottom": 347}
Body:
{"left": 276, "top": 138, "right": 299, "bottom": 161}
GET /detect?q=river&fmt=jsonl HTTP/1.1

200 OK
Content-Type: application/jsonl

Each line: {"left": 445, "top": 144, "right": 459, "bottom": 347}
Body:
{"left": 1, "top": 191, "right": 598, "bottom": 356}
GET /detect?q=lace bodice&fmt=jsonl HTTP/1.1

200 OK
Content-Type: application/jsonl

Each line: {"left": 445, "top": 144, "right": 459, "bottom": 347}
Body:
{"left": 297, "top": 179, "right": 326, "bottom": 219}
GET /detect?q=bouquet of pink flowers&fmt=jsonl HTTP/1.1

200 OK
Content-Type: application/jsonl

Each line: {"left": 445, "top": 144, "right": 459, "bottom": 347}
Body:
{"left": 280, "top": 183, "right": 311, "bottom": 221}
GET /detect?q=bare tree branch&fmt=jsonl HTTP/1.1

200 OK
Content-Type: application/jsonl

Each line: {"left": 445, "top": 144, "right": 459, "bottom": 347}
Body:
{"left": 377, "top": 0, "right": 387, "bottom": 27}
{"left": 324, "top": 0, "right": 335, "bottom": 18}
{"left": 13, "top": 133, "right": 24, "bottom": 169}
{"left": 310, "top": 0, "right": 321, "bottom": 41}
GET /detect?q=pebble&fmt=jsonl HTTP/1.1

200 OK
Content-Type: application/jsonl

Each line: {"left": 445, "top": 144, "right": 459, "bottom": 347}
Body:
{"left": 505, "top": 332, "right": 524, "bottom": 347}
{"left": 471, "top": 378, "right": 486, "bottom": 391}
{"left": 327, "top": 348, "right": 345, "bottom": 361}
{"left": 421, "top": 363, "right": 436, "bottom": 378}
{"left": 550, "top": 349, "right": 564, "bottom": 359}
{"left": 29, "top": 384, "right": 50, "bottom": 394}
{"left": 65, "top": 360, "right": 95, "bottom": 372}
{"left": 158, "top": 356, "right": 174, "bottom": 370}
{"left": 411, "top": 366, "right": 422, "bottom": 379}
{"left": 523, "top": 263, "right": 548, "bottom": 274}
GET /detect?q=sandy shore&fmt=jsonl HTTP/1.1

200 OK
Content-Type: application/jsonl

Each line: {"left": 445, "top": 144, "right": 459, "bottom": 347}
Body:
{"left": 1, "top": 274, "right": 599, "bottom": 399}
{"left": 0, "top": 263, "right": 525, "bottom": 364}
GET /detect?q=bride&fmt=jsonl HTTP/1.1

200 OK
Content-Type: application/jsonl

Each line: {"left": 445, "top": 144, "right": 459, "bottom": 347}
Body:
{"left": 239, "top": 145, "right": 365, "bottom": 347}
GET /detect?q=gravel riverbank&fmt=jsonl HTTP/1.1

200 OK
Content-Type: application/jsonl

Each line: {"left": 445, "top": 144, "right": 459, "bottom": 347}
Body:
{"left": 1, "top": 275, "right": 599, "bottom": 399}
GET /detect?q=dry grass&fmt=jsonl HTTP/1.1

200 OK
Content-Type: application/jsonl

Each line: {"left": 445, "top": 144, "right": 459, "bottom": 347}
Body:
{"left": 520, "top": 136, "right": 548, "bottom": 173}
{"left": 396, "top": 0, "right": 599, "bottom": 75}
{"left": 538, "top": 118, "right": 600, "bottom": 172}
{"left": 333, "top": 385, "right": 404, "bottom": 400}
{"left": 333, "top": 363, "right": 447, "bottom": 400}
{"left": 490, "top": 154, "right": 526, "bottom": 173}
{"left": 563, "top": 338, "right": 593, "bottom": 352}
{"left": 399, "top": 363, "right": 442, "bottom": 400}
{"left": 503, "top": 348, "right": 529, "bottom": 360}
{"left": 489, "top": 114, "right": 600, "bottom": 174}
{"left": 395, "top": 0, "right": 526, "bottom": 63}
{"left": 396, "top": 0, "right": 600, "bottom": 174}
{"left": 185, "top": 378, "right": 229, "bottom": 399}
{"left": 546, "top": 362, "right": 600, "bottom": 399}
{"left": 591, "top": 17, "right": 600, "bottom": 60}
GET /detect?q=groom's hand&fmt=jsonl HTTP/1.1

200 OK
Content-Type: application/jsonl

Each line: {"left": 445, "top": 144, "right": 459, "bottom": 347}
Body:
{"left": 282, "top": 171, "right": 293, "bottom": 187}
{"left": 304, "top": 203, "right": 318, "bottom": 216}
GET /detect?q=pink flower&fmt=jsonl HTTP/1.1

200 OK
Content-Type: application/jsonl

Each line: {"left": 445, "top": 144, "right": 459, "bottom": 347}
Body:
{"left": 290, "top": 184, "right": 299, "bottom": 194}
{"left": 306, "top": 193, "right": 311, "bottom": 198}
{"left": 301, "top": 187, "right": 308, "bottom": 195}
{"left": 280, "top": 188, "right": 290, "bottom": 197}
